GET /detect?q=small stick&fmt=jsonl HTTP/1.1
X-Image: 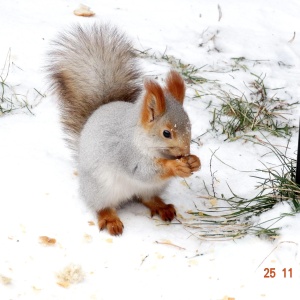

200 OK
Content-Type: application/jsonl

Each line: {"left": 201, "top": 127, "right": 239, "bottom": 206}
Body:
{"left": 140, "top": 255, "right": 149, "bottom": 266}
{"left": 155, "top": 241, "right": 186, "bottom": 250}
{"left": 209, "top": 148, "right": 219, "bottom": 198}
{"left": 218, "top": 4, "right": 222, "bottom": 22}
{"left": 183, "top": 178, "right": 191, "bottom": 189}
{"left": 288, "top": 32, "right": 296, "bottom": 43}
{"left": 197, "top": 195, "right": 214, "bottom": 199}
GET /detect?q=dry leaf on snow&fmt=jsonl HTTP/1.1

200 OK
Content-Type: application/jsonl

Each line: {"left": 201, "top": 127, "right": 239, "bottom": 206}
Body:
{"left": 0, "top": 274, "right": 12, "bottom": 285}
{"left": 39, "top": 236, "right": 56, "bottom": 246}
{"left": 88, "top": 220, "right": 95, "bottom": 226}
{"left": 74, "top": 4, "right": 95, "bottom": 17}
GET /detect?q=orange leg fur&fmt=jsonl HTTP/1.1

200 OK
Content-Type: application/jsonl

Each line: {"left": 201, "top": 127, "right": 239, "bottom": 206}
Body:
{"left": 97, "top": 208, "right": 124, "bottom": 236}
{"left": 142, "top": 196, "right": 176, "bottom": 222}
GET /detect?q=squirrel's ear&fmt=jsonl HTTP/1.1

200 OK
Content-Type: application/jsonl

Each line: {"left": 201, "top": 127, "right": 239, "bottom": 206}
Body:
{"left": 165, "top": 70, "right": 186, "bottom": 104}
{"left": 141, "top": 80, "right": 166, "bottom": 126}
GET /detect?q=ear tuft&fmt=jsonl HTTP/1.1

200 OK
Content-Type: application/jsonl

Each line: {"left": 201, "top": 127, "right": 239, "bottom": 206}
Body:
{"left": 165, "top": 70, "right": 186, "bottom": 104}
{"left": 141, "top": 79, "right": 166, "bottom": 126}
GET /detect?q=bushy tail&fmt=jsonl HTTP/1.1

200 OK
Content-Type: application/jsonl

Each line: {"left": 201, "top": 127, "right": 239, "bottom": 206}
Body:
{"left": 46, "top": 23, "right": 142, "bottom": 148}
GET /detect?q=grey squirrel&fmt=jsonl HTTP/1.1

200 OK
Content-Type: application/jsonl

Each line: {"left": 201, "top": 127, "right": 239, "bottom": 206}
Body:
{"left": 47, "top": 24, "right": 201, "bottom": 235}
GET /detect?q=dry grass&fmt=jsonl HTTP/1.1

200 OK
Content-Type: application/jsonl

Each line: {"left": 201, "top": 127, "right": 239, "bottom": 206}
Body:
{"left": 1, "top": 49, "right": 44, "bottom": 116}
{"left": 183, "top": 139, "right": 300, "bottom": 240}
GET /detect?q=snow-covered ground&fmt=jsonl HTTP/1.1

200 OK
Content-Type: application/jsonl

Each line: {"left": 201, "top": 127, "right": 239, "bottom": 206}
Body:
{"left": 1, "top": 0, "right": 300, "bottom": 299}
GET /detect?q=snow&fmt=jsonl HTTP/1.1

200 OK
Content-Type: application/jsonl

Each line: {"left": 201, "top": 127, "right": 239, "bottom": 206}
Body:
{"left": 1, "top": 0, "right": 300, "bottom": 299}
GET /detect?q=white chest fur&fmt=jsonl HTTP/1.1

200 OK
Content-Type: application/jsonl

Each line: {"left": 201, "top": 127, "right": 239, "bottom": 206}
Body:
{"left": 93, "top": 165, "right": 167, "bottom": 208}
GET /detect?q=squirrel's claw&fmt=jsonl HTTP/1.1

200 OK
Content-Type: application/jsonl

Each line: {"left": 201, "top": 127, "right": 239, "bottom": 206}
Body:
{"left": 173, "top": 155, "right": 201, "bottom": 178}
{"left": 187, "top": 154, "right": 201, "bottom": 172}
{"left": 97, "top": 208, "right": 124, "bottom": 236}
{"left": 142, "top": 197, "right": 176, "bottom": 222}
{"left": 151, "top": 204, "right": 176, "bottom": 222}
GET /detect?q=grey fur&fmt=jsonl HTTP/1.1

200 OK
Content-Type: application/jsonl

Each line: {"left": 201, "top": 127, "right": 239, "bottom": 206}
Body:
{"left": 47, "top": 24, "right": 192, "bottom": 212}
{"left": 46, "top": 23, "right": 142, "bottom": 149}
{"left": 79, "top": 96, "right": 190, "bottom": 211}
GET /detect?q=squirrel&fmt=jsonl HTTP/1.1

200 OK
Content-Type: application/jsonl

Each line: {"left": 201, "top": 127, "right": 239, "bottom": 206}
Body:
{"left": 47, "top": 24, "right": 201, "bottom": 236}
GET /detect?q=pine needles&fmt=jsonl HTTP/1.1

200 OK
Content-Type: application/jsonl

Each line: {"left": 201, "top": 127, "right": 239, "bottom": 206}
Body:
{"left": 137, "top": 49, "right": 299, "bottom": 241}
{"left": 210, "top": 73, "right": 298, "bottom": 141}
{"left": 137, "top": 50, "right": 297, "bottom": 141}
{"left": 183, "top": 140, "right": 300, "bottom": 241}
{"left": 136, "top": 48, "right": 214, "bottom": 84}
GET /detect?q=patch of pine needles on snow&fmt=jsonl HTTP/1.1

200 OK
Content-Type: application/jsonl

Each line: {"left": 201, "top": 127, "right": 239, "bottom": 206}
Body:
{"left": 130, "top": 50, "right": 298, "bottom": 241}
{"left": 182, "top": 141, "right": 300, "bottom": 241}
{"left": 138, "top": 50, "right": 297, "bottom": 142}
{"left": 136, "top": 48, "right": 215, "bottom": 85}
{"left": 209, "top": 73, "right": 298, "bottom": 141}
{"left": 138, "top": 50, "right": 300, "bottom": 240}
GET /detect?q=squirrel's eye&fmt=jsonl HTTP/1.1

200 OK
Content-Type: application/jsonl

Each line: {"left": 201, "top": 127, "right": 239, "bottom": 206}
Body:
{"left": 163, "top": 130, "right": 172, "bottom": 139}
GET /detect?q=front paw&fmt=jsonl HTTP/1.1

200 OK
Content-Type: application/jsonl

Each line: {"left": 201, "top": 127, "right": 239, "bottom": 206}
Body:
{"left": 156, "top": 155, "right": 201, "bottom": 179}
{"left": 172, "top": 158, "right": 193, "bottom": 178}
{"left": 186, "top": 154, "right": 201, "bottom": 172}
{"left": 172, "top": 155, "right": 201, "bottom": 177}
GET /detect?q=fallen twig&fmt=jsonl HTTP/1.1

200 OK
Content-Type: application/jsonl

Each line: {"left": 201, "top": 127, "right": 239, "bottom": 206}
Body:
{"left": 218, "top": 4, "right": 222, "bottom": 22}
{"left": 155, "top": 240, "right": 186, "bottom": 250}
{"left": 288, "top": 31, "right": 296, "bottom": 43}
